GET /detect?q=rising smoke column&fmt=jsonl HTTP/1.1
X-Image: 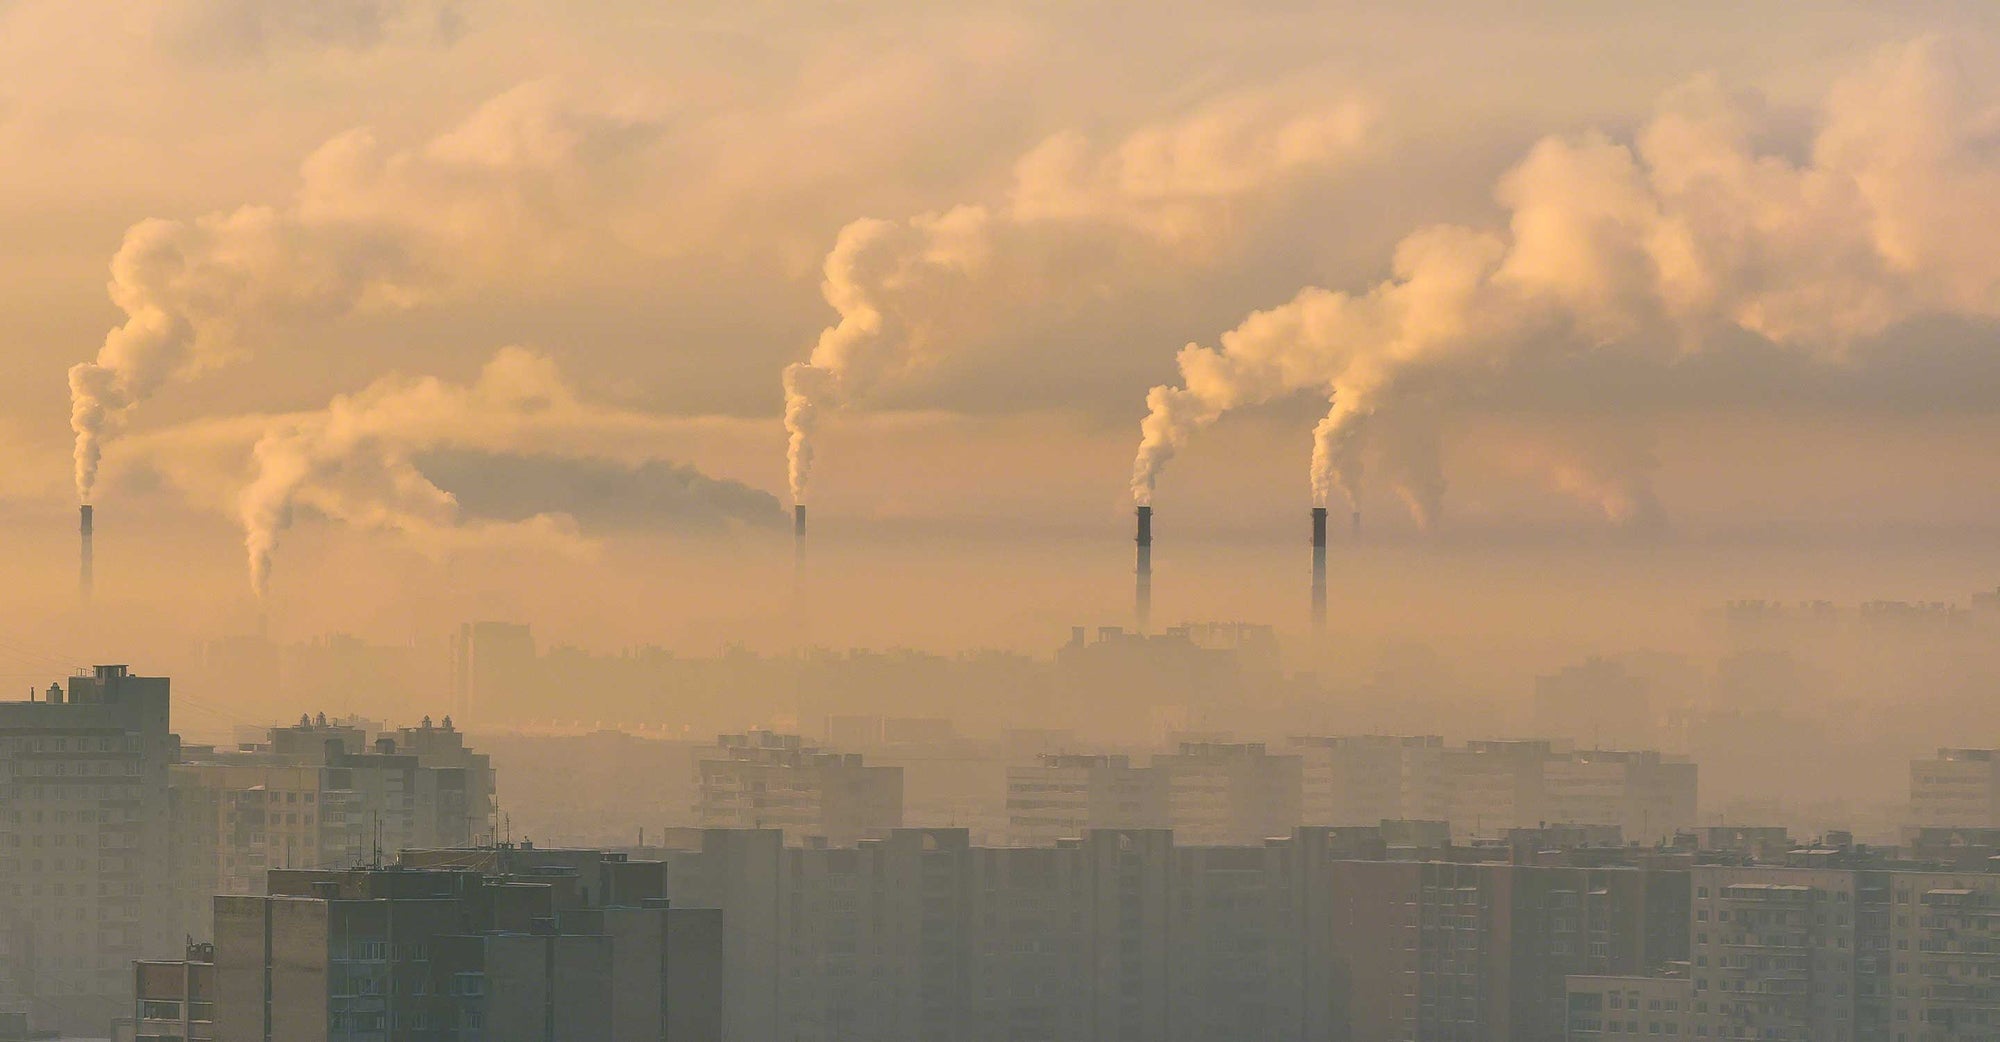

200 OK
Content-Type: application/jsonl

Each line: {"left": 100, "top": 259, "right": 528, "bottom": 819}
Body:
{"left": 65, "top": 212, "right": 384, "bottom": 504}
{"left": 1131, "top": 39, "right": 2000, "bottom": 523}
{"left": 67, "top": 81, "right": 664, "bottom": 505}
{"left": 1131, "top": 222, "right": 1509, "bottom": 509}
{"left": 228, "top": 346, "right": 773, "bottom": 598}
{"left": 786, "top": 93, "right": 1374, "bottom": 506}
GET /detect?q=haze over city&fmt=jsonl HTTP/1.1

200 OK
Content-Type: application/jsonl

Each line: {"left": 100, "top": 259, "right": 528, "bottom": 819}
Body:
{"left": 6, "top": 3, "right": 2000, "bottom": 1041}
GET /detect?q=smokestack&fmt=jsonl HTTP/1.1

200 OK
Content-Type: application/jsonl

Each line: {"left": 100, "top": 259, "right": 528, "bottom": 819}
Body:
{"left": 79, "top": 505, "right": 93, "bottom": 600}
{"left": 1135, "top": 506, "right": 1153, "bottom": 633}
{"left": 1311, "top": 507, "right": 1327, "bottom": 633}
{"left": 1351, "top": 509, "right": 1361, "bottom": 539}
{"left": 794, "top": 504, "right": 807, "bottom": 541}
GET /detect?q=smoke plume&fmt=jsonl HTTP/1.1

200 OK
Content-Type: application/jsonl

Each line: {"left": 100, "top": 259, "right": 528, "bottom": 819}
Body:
{"left": 226, "top": 347, "right": 764, "bottom": 598}
{"left": 67, "top": 81, "right": 664, "bottom": 505}
{"left": 1132, "top": 39, "right": 2000, "bottom": 523}
{"left": 785, "top": 91, "right": 1373, "bottom": 505}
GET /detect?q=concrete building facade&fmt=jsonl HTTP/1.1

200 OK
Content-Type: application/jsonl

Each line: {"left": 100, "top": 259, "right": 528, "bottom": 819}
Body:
{"left": 1002, "top": 755, "right": 1161, "bottom": 845}
{"left": 187, "top": 850, "right": 720, "bottom": 1042}
{"left": 696, "top": 731, "right": 902, "bottom": 845}
{"left": 0, "top": 667, "right": 181, "bottom": 1033}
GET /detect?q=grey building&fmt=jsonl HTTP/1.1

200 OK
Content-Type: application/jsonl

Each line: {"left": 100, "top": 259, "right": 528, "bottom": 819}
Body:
{"left": 0, "top": 666, "right": 181, "bottom": 1034}
{"left": 194, "top": 849, "right": 718, "bottom": 1042}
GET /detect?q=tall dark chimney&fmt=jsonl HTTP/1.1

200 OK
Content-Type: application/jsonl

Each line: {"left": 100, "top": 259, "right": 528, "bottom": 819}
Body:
{"left": 794, "top": 504, "right": 807, "bottom": 541}
{"left": 1311, "top": 507, "right": 1328, "bottom": 633}
{"left": 79, "top": 505, "right": 93, "bottom": 600}
{"left": 1351, "top": 509, "right": 1361, "bottom": 539}
{"left": 1135, "top": 506, "right": 1153, "bottom": 632}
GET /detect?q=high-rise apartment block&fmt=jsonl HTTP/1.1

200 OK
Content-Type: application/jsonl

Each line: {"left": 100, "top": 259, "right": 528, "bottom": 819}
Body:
{"left": 1150, "top": 742, "right": 1302, "bottom": 845}
{"left": 0, "top": 667, "right": 180, "bottom": 1033}
{"left": 1003, "top": 754, "right": 1161, "bottom": 845}
{"left": 645, "top": 824, "right": 1688, "bottom": 1042}
{"left": 696, "top": 731, "right": 903, "bottom": 845}
{"left": 1909, "top": 748, "right": 2000, "bottom": 828}
{"left": 150, "top": 849, "right": 722, "bottom": 1042}
{"left": 1444, "top": 740, "right": 1698, "bottom": 840}
{"left": 1578, "top": 861, "right": 2000, "bottom": 1042}
{"left": 1565, "top": 973, "right": 1695, "bottom": 1039}
{"left": 1289, "top": 734, "right": 1447, "bottom": 825}
{"left": 168, "top": 715, "right": 495, "bottom": 941}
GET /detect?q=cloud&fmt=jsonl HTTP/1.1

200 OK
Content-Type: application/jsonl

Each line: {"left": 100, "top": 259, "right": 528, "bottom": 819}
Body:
{"left": 66, "top": 81, "right": 670, "bottom": 503}
{"left": 1131, "top": 37, "right": 2000, "bottom": 525}
{"left": 114, "top": 347, "right": 778, "bottom": 597}
{"left": 415, "top": 451, "right": 783, "bottom": 532}
{"left": 783, "top": 86, "right": 1374, "bottom": 502}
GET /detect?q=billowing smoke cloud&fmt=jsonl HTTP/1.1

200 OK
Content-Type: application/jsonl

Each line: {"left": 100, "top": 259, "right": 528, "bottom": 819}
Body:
{"left": 67, "top": 80, "right": 664, "bottom": 504}
{"left": 784, "top": 90, "right": 1373, "bottom": 504}
{"left": 1132, "top": 38, "right": 2000, "bottom": 522}
{"left": 216, "top": 347, "right": 767, "bottom": 598}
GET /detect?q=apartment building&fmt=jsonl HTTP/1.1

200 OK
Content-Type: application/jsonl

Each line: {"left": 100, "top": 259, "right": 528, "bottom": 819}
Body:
{"left": 1444, "top": 741, "right": 1698, "bottom": 840}
{"left": 1289, "top": 734, "right": 1447, "bottom": 827}
{"left": 1544, "top": 750, "right": 1698, "bottom": 845}
{"left": 1151, "top": 742, "right": 1301, "bottom": 845}
{"left": 1446, "top": 740, "right": 1559, "bottom": 837}
{"left": 168, "top": 716, "right": 496, "bottom": 941}
{"left": 130, "top": 942, "right": 216, "bottom": 1042}
{"left": 696, "top": 731, "right": 903, "bottom": 845}
{"left": 1565, "top": 973, "right": 1694, "bottom": 1039}
{"left": 1002, "top": 754, "right": 1161, "bottom": 845}
{"left": 645, "top": 824, "right": 1691, "bottom": 1042}
{"left": 1596, "top": 861, "right": 2000, "bottom": 1042}
{"left": 1909, "top": 749, "right": 2000, "bottom": 828}
{"left": 178, "top": 850, "right": 721, "bottom": 1041}
{"left": 0, "top": 666, "right": 181, "bottom": 1034}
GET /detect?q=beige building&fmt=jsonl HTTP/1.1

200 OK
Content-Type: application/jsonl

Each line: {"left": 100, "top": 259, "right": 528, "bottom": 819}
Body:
{"left": 155, "top": 851, "right": 723, "bottom": 1042}
{"left": 168, "top": 716, "right": 495, "bottom": 941}
{"left": 1543, "top": 749, "right": 1698, "bottom": 844}
{"left": 1151, "top": 742, "right": 1302, "bottom": 846}
{"left": 1909, "top": 748, "right": 2000, "bottom": 828}
{"left": 697, "top": 731, "right": 903, "bottom": 845}
{"left": 1003, "top": 754, "right": 1160, "bottom": 845}
{"left": 1288, "top": 734, "right": 1445, "bottom": 826}
{"left": 0, "top": 666, "right": 181, "bottom": 1035}
{"left": 1565, "top": 973, "right": 1694, "bottom": 1039}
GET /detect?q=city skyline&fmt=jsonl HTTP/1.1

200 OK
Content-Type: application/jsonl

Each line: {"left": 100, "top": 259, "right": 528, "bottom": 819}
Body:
{"left": 7, "top": 4, "right": 2000, "bottom": 1039}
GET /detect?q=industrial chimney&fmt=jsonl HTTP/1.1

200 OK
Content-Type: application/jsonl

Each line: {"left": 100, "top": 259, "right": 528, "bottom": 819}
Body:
{"left": 1311, "top": 507, "right": 1327, "bottom": 633}
{"left": 79, "top": 505, "right": 93, "bottom": 600}
{"left": 1351, "top": 509, "right": 1361, "bottom": 539}
{"left": 794, "top": 504, "right": 807, "bottom": 542}
{"left": 1135, "top": 506, "right": 1153, "bottom": 633}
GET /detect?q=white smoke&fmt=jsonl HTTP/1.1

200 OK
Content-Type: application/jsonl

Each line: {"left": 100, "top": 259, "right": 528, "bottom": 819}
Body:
{"left": 105, "top": 346, "right": 765, "bottom": 599}
{"left": 786, "top": 91, "right": 1374, "bottom": 505}
{"left": 1132, "top": 38, "right": 2000, "bottom": 522}
{"left": 237, "top": 348, "right": 595, "bottom": 597}
{"left": 67, "top": 80, "right": 664, "bottom": 504}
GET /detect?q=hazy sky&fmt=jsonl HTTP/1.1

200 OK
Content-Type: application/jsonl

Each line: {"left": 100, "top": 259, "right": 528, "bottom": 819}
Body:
{"left": 5, "top": 1, "right": 2000, "bottom": 656}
